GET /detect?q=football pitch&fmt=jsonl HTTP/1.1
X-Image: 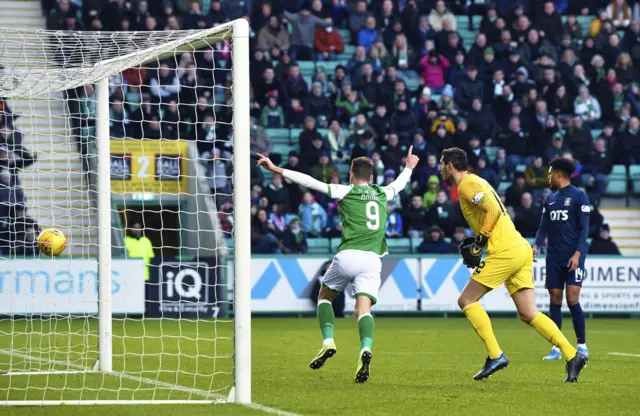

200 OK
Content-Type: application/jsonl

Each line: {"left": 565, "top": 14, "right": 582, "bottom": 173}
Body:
{"left": 1, "top": 317, "right": 639, "bottom": 415}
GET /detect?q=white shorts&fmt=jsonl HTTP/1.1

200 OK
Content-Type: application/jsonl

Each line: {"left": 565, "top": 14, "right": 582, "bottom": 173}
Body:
{"left": 321, "top": 250, "right": 382, "bottom": 303}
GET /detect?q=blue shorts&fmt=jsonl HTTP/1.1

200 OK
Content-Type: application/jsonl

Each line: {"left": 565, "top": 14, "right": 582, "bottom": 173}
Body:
{"left": 545, "top": 257, "right": 586, "bottom": 289}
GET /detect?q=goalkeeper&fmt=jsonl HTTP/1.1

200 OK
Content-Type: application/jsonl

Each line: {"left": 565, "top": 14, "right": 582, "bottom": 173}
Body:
{"left": 257, "top": 147, "right": 418, "bottom": 383}
{"left": 440, "top": 148, "right": 587, "bottom": 383}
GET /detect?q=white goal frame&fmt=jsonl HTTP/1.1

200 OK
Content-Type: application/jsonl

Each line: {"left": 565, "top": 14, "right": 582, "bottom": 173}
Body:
{"left": 0, "top": 19, "right": 251, "bottom": 406}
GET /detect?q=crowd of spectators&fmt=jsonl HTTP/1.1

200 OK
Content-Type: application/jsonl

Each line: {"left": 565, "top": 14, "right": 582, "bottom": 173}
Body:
{"left": 40, "top": 0, "right": 639, "bottom": 256}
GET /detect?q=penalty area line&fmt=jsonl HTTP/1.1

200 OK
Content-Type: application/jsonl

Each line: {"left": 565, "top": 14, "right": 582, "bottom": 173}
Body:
{"left": 0, "top": 349, "right": 298, "bottom": 416}
{"left": 608, "top": 352, "right": 640, "bottom": 358}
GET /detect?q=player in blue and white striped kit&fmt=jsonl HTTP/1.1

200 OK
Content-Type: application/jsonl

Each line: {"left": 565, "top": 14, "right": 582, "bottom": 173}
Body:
{"left": 533, "top": 158, "right": 590, "bottom": 361}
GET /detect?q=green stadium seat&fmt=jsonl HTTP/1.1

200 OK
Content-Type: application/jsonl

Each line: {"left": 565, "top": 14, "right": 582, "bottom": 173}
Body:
{"left": 307, "top": 238, "right": 331, "bottom": 254}
{"left": 516, "top": 164, "right": 526, "bottom": 173}
{"left": 431, "top": 94, "right": 441, "bottom": 103}
{"left": 484, "top": 146, "right": 498, "bottom": 163}
{"left": 387, "top": 238, "right": 412, "bottom": 254}
{"left": 605, "top": 165, "right": 627, "bottom": 196}
{"left": 343, "top": 44, "right": 356, "bottom": 55}
{"left": 317, "top": 128, "right": 329, "bottom": 137}
{"left": 290, "top": 128, "right": 303, "bottom": 143}
{"left": 316, "top": 61, "right": 342, "bottom": 75}
{"left": 629, "top": 165, "right": 640, "bottom": 194}
{"left": 337, "top": 163, "right": 350, "bottom": 179}
{"left": 297, "top": 61, "right": 316, "bottom": 80}
{"left": 576, "top": 16, "right": 592, "bottom": 34}
{"left": 273, "top": 143, "right": 293, "bottom": 156}
{"left": 591, "top": 129, "right": 602, "bottom": 140}
{"left": 329, "top": 238, "right": 342, "bottom": 251}
{"left": 338, "top": 29, "right": 351, "bottom": 44}
{"left": 266, "top": 128, "right": 290, "bottom": 143}
{"left": 410, "top": 238, "right": 422, "bottom": 253}
{"left": 498, "top": 181, "right": 510, "bottom": 194}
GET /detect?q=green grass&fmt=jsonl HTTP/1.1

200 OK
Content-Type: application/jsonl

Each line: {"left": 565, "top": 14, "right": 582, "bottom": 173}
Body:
{"left": 1, "top": 317, "right": 640, "bottom": 415}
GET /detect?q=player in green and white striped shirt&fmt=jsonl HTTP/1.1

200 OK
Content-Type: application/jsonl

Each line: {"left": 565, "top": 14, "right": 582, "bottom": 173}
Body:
{"left": 257, "top": 146, "right": 419, "bottom": 383}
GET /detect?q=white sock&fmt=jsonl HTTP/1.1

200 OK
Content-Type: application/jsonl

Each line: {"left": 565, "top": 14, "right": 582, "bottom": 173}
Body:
{"left": 323, "top": 338, "right": 334, "bottom": 347}
{"left": 577, "top": 343, "right": 587, "bottom": 350}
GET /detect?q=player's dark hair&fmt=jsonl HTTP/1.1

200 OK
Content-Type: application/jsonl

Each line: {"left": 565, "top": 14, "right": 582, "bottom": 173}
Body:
{"left": 351, "top": 157, "right": 374, "bottom": 181}
{"left": 549, "top": 157, "right": 576, "bottom": 177}
{"left": 441, "top": 147, "right": 469, "bottom": 171}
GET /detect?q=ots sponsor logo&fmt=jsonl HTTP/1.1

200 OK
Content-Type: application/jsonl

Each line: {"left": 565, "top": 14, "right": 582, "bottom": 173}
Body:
{"left": 550, "top": 210, "right": 569, "bottom": 221}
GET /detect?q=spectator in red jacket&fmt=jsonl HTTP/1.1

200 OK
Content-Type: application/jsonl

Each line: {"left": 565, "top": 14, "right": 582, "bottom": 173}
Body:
{"left": 418, "top": 50, "right": 450, "bottom": 94}
{"left": 314, "top": 19, "right": 344, "bottom": 61}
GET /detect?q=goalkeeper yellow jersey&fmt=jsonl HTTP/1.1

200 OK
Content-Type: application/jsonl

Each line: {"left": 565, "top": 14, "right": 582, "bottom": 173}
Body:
{"left": 457, "top": 173, "right": 527, "bottom": 254}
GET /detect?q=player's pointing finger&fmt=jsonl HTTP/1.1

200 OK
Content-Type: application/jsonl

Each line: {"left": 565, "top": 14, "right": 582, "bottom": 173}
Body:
{"left": 408, "top": 145, "right": 413, "bottom": 157}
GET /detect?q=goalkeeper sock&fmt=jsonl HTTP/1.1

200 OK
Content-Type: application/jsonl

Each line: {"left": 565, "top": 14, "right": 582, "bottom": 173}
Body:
{"left": 317, "top": 300, "right": 335, "bottom": 346}
{"left": 358, "top": 313, "right": 374, "bottom": 351}
{"left": 462, "top": 302, "right": 502, "bottom": 359}
{"left": 530, "top": 312, "right": 577, "bottom": 360}
{"left": 549, "top": 303, "right": 562, "bottom": 330}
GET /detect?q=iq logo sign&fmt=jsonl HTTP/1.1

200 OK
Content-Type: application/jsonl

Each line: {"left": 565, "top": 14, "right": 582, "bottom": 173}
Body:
{"left": 149, "top": 259, "right": 220, "bottom": 318}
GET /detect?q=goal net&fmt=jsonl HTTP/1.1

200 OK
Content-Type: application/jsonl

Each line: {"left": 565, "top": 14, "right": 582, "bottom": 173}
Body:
{"left": 0, "top": 20, "right": 251, "bottom": 405}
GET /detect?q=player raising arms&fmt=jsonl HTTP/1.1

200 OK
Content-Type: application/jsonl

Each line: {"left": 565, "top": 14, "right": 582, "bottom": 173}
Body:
{"left": 533, "top": 157, "right": 590, "bottom": 361}
{"left": 440, "top": 148, "right": 587, "bottom": 382}
{"left": 256, "top": 147, "right": 419, "bottom": 383}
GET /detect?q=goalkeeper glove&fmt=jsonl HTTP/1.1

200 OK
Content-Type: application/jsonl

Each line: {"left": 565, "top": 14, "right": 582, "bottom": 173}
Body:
{"left": 459, "top": 235, "right": 488, "bottom": 268}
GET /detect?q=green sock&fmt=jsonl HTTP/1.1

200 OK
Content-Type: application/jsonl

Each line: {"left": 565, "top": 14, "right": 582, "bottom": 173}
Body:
{"left": 358, "top": 313, "right": 374, "bottom": 350}
{"left": 317, "top": 300, "right": 335, "bottom": 341}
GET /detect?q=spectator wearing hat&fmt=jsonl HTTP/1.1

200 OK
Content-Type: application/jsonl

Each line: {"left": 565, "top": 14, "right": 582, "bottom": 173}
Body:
{"left": 259, "top": 96, "right": 285, "bottom": 128}
{"left": 428, "top": 0, "right": 457, "bottom": 32}
{"left": 335, "top": 90, "right": 368, "bottom": 125}
{"left": 282, "top": 216, "right": 308, "bottom": 254}
{"left": 437, "top": 84, "right": 460, "bottom": 117}
{"left": 545, "top": 131, "right": 568, "bottom": 161}
{"left": 418, "top": 50, "right": 450, "bottom": 93}
{"left": 509, "top": 66, "right": 537, "bottom": 101}
{"left": 311, "top": 151, "right": 339, "bottom": 184}
{"left": 422, "top": 175, "right": 441, "bottom": 209}
{"left": 257, "top": 16, "right": 291, "bottom": 59}
{"left": 589, "top": 224, "right": 621, "bottom": 255}
{"left": 478, "top": 47, "right": 502, "bottom": 82}
{"left": 314, "top": 18, "right": 344, "bottom": 61}
{"left": 385, "top": 201, "right": 404, "bottom": 238}
{"left": 413, "top": 87, "right": 437, "bottom": 122}
{"left": 350, "top": 130, "right": 377, "bottom": 160}
{"left": 505, "top": 171, "right": 527, "bottom": 208}
{"left": 284, "top": 5, "right": 331, "bottom": 61}
{"left": 417, "top": 225, "right": 456, "bottom": 254}
{"left": 454, "top": 65, "right": 484, "bottom": 111}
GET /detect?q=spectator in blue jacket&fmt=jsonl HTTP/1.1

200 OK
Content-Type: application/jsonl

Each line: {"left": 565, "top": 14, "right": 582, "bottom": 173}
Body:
{"left": 357, "top": 16, "right": 379, "bottom": 52}
{"left": 298, "top": 191, "right": 327, "bottom": 237}
{"left": 385, "top": 202, "right": 403, "bottom": 238}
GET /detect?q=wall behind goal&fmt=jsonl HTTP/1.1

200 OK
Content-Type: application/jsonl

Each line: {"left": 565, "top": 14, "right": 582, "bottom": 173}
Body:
{"left": 249, "top": 256, "right": 640, "bottom": 314}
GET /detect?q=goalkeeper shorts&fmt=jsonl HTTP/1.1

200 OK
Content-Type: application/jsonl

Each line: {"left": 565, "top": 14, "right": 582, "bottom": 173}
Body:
{"left": 470, "top": 242, "right": 534, "bottom": 295}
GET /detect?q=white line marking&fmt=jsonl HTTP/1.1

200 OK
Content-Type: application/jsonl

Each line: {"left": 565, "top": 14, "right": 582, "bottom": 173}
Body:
{"left": 608, "top": 352, "right": 640, "bottom": 357}
{"left": 0, "top": 349, "right": 298, "bottom": 416}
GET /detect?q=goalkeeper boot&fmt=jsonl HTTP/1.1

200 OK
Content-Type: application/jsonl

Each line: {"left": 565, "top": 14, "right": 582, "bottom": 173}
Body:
{"left": 543, "top": 347, "right": 562, "bottom": 361}
{"left": 309, "top": 341, "right": 336, "bottom": 370}
{"left": 355, "top": 347, "right": 372, "bottom": 383}
{"left": 565, "top": 351, "right": 588, "bottom": 382}
{"left": 473, "top": 353, "right": 509, "bottom": 380}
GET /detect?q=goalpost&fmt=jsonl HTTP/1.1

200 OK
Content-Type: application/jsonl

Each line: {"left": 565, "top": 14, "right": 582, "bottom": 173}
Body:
{"left": 0, "top": 19, "right": 251, "bottom": 405}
